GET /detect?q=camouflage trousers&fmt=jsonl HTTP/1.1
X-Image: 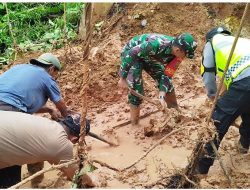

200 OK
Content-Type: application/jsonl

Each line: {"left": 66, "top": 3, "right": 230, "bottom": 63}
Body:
{"left": 124, "top": 58, "right": 174, "bottom": 106}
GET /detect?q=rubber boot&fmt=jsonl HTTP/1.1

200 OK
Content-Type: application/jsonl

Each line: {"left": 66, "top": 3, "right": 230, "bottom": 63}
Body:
{"left": 130, "top": 104, "right": 140, "bottom": 126}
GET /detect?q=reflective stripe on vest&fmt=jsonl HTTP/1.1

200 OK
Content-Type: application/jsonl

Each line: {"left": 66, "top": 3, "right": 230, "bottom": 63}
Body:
{"left": 212, "top": 34, "right": 250, "bottom": 88}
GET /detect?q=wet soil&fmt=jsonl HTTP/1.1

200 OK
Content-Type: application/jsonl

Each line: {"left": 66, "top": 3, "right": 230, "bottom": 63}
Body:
{"left": 11, "top": 3, "right": 250, "bottom": 189}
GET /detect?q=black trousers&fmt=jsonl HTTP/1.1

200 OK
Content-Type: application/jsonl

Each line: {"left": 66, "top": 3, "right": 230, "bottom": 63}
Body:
{"left": 0, "top": 100, "right": 23, "bottom": 188}
{"left": 198, "top": 77, "right": 250, "bottom": 174}
{"left": 0, "top": 166, "right": 22, "bottom": 188}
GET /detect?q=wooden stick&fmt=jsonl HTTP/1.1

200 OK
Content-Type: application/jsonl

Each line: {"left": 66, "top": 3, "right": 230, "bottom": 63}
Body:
{"left": 183, "top": 174, "right": 198, "bottom": 187}
{"left": 128, "top": 87, "right": 160, "bottom": 107}
{"left": 78, "top": 2, "right": 94, "bottom": 149}
{"left": 102, "top": 15, "right": 123, "bottom": 34}
{"left": 92, "top": 159, "right": 119, "bottom": 171}
{"left": 9, "top": 159, "right": 79, "bottom": 189}
{"left": 210, "top": 141, "right": 236, "bottom": 188}
{"left": 121, "top": 126, "right": 188, "bottom": 171}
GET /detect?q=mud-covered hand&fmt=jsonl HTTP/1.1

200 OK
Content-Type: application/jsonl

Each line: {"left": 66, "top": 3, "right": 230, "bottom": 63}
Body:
{"left": 50, "top": 109, "right": 61, "bottom": 121}
{"left": 205, "top": 97, "right": 214, "bottom": 108}
{"left": 159, "top": 91, "right": 168, "bottom": 111}
{"left": 118, "top": 77, "right": 129, "bottom": 95}
{"left": 85, "top": 119, "right": 91, "bottom": 134}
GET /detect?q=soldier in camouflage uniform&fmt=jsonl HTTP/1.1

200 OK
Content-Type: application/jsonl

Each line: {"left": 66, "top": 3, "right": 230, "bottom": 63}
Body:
{"left": 118, "top": 33, "right": 197, "bottom": 125}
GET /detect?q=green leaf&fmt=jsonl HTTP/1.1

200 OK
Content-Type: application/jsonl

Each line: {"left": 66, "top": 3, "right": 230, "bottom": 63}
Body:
{"left": 48, "top": 19, "right": 55, "bottom": 26}
{"left": 1, "top": 2, "right": 85, "bottom": 61}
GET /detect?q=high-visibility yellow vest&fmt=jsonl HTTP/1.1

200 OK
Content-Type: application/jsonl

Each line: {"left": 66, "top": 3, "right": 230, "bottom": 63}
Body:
{"left": 201, "top": 34, "right": 250, "bottom": 89}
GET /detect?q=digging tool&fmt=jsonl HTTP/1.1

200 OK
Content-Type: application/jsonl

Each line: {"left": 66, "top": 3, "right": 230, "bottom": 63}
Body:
{"left": 128, "top": 87, "right": 181, "bottom": 112}
{"left": 128, "top": 87, "right": 160, "bottom": 107}
{"left": 88, "top": 131, "right": 118, "bottom": 146}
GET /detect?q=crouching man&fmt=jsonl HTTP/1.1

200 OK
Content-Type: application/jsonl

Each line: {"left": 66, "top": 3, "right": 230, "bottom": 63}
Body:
{"left": 0, "top": 111, "right": 89, "bottom": 188}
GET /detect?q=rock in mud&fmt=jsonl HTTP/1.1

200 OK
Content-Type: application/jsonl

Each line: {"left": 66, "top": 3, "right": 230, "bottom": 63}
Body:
{"left": 143, "top": 121, "right": 155, "bottom": 137}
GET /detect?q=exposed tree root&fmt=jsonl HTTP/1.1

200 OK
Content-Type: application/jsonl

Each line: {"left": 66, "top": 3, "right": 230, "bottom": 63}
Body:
{"left": 121, "top": 126, "right": 189, "bottom": 171}
{"left": 9, "top": 159, "right": 79, "bottom": 189}
{"left": 91, "top": 159, "right": 119, "bottom": 171}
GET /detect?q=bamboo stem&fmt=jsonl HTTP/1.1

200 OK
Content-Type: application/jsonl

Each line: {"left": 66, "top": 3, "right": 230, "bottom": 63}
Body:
{"left": 210, "top": 141, "right": 236, "bottom": 188}
{"left": 92, "top": 159, "right": 119, "bottom": 171}
{"left": 73, "top": 3, "right": 94, "bottom": 188}
{"left": 9, "top": 159, "right": 79, "bottom": 189}
{"left": 128, "top": 87, "right": 160, "bottom": 107}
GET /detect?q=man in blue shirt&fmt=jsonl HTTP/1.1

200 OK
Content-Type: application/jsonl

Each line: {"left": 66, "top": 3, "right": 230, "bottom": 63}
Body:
{"left": 0, "top": 53, "right": 69, "bottom": 117}
{"left": 0, "top": 53, "right": 71, "bottom": 187}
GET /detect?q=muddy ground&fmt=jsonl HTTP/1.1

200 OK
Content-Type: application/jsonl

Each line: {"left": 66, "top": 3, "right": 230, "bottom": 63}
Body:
{"left": 10, "top": 3, "right": 250, "bottom": 189}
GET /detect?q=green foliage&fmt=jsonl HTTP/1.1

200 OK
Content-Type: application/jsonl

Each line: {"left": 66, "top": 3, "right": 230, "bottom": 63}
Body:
{"left": 0, "top": 3, "right": 85, "bottom": 63}
{"left": 71, "top": 163, "right": 97, "bottom": 188}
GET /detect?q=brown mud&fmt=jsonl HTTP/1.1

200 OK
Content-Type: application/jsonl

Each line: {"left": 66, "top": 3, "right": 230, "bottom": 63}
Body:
{"left": 10, "top": 3, "right": 250, "bottom": 189}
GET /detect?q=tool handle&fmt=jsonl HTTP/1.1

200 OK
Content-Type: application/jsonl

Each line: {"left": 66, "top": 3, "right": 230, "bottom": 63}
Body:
{"left": 88, "top": 131, "right": 117, "bottom": 146}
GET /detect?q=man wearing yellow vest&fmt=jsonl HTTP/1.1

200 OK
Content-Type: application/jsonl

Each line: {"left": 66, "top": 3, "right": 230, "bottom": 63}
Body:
{"left": 197, "top": 26, "right": 250, "bottom": 174}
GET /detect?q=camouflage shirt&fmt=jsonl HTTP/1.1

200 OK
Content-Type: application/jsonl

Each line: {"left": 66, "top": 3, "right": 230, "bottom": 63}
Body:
{"left": 120, "top": 33, "right": 176, "bottom": 78}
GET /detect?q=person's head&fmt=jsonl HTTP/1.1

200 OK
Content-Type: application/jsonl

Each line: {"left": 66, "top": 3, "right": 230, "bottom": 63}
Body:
{"left": 30, "top": 53, "right": 62, "bottom": 77}
{"left": 172, "top": 33, "right": 197, "bottom": 59}
{"left": 205, "top": 26, "right": 231, "bottom": 42}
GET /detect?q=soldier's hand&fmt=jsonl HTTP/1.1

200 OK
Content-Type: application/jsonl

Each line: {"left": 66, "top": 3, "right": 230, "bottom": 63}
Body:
{"left": 159, "top": 97, "right": 168, "bottom": 112}
{"left": 118, "top": 78, "right": 128, "bottom": 89}
{"left": 118, "top": 78, "right": 128, "bottom": 95}
{"left": 205, "top": 97, "right": 214, "bottom": 108}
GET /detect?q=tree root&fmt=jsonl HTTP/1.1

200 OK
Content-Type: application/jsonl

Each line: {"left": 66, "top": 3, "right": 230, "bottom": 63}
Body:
{"left": 121, "top": 126, "right": 188, "bottom": 171}
{"left": 91, "top": 159, "right": 119, "bottom": 171}
{"left": 9, "top": 159, "right": 79, "bottom": 189}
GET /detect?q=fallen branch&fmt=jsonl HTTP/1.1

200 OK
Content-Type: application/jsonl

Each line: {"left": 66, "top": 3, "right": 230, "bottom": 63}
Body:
{"left": 121, "top": 126, "right": 188, "bottom": 171}
{"left": 92, "top": 159, "right": 119, "bottom": 171}
{"left": 9, "top": 159, "right": 79, "bottom": 189}
{"left": 102, "top": 14, "right": 123, "bottom": 34}
{"left": 183, "top": 174, "right": 198, "bottom": 187}
{"left": 210, "top": 141, "right": 237, "bottom": 188}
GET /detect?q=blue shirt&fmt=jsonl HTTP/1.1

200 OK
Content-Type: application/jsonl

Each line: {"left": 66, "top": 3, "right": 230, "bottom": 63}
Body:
{"left": 0, "top": 64, "right": 62, "bottom": 113}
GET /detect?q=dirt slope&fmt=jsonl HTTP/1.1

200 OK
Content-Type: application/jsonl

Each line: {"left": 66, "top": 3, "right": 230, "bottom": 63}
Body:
{"left": 17, "top": 3, "right": 250, "bottom": 188}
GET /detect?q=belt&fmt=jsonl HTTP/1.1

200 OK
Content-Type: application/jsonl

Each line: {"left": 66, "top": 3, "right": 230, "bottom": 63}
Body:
{"left": 0, "top": 100, "right": 24, "bottom": 112}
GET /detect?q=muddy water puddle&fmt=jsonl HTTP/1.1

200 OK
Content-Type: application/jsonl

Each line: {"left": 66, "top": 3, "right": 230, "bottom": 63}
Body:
{"left": 20, "top": 100, "right": 196, "bottom": 188}
{"left": 86, "top": 102, "right": 192, "bottom": 187}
